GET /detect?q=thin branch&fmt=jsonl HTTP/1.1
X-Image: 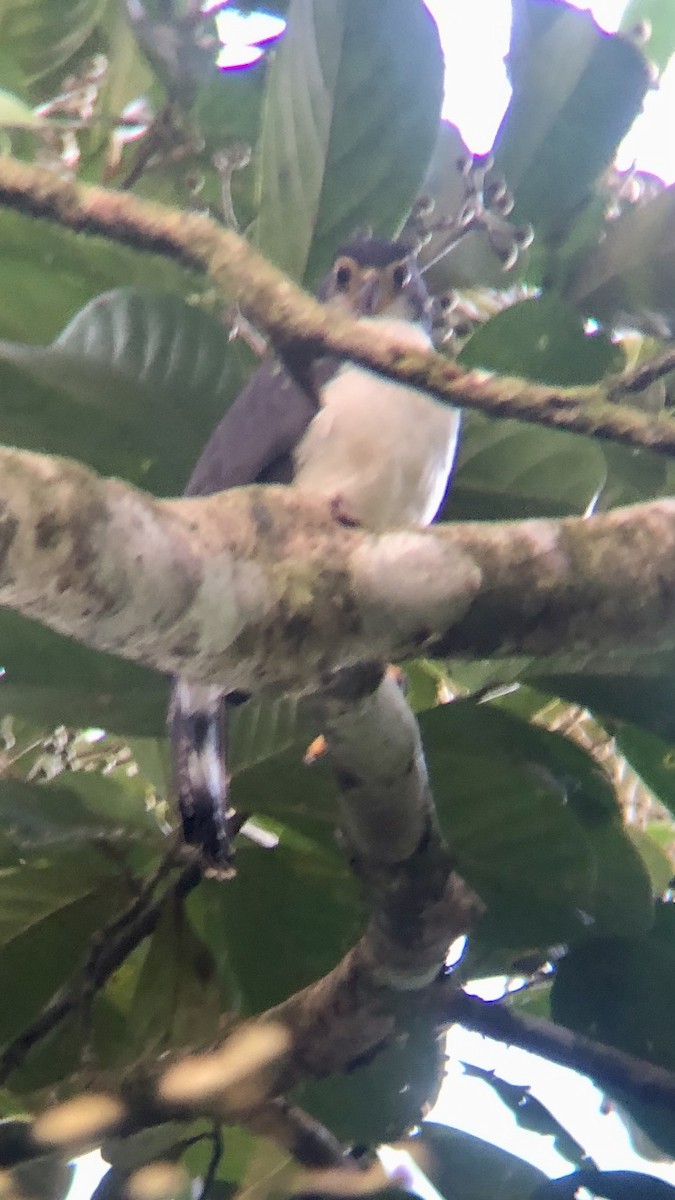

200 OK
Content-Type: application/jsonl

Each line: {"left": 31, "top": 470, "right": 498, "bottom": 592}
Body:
{"left": 0, "top": 856, "right": 201, "bottom": 1084}
{"left": 611, "top": 345, "right": 675, "bottom": 396}
{"left": 444, "top": 990, "right": 675, "bottom": 1110}
{"left": 197, "top": 1125, "right": 223, "bottom": 1200}
{"left": 1, "top": 156, "right": 675, "bottom": 456}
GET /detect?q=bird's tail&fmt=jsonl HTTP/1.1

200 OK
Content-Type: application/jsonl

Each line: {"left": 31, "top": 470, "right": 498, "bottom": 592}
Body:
{"left": 168, "top": 680, "right": 234, "bottom": 879}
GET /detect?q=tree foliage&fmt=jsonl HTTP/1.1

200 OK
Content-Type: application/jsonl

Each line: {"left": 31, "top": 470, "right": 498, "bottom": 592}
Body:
{"left": 0, "top": 1, "right": 675, "bottom": 1198}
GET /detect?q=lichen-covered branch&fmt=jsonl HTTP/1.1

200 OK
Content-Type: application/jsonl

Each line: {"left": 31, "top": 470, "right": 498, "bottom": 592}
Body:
{"left": 3, "top": 448, "right": 675, "bottom": 692}
{"left": 2, "top": 156, "right": 675, "bottom": 455}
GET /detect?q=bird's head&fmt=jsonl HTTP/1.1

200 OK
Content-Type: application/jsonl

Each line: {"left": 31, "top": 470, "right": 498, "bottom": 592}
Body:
{"left": 320, "top": 236, "right": 431, "bottom": 328}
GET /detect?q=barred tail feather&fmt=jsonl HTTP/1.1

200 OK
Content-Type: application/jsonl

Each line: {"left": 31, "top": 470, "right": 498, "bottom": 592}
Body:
{"left": 168, "top": 680, "right": 234, "bottom": 879}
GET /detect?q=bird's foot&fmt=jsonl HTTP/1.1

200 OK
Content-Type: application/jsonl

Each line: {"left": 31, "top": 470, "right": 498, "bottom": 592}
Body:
{"left": 304, "top": 733, "right": 328, "bottom": 765}
{"left": 330, "top": 494, "right": 361, "bottom": 527}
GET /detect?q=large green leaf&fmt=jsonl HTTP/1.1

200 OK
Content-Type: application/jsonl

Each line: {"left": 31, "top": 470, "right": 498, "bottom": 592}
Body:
{"left": 0, "top": 287, "right": 253, "bottom": 492}
{"left": 551, "top": 902, "right": 675, "bottom": 1157}
{"left": 0, "top": 771, "right": 164, "bottom": 854}
{"left": 406, "top": 1122, "right": 548, "bottom": 1200}
{"left": 442, "top": 412, "right": 607, "bottom": 521}
{"left": 196, "top": 843, "right": 363, "bottom": 1014}
{"left": 613, "top": 723, "right": 675, "bottom": 820}
{"left": 459, "top": 296, "right": 622, "bottom": 384}
{"left": 438, "top": 296, "right": 613, "bottom": 521}
{"left": 294, "top": 1020, "right": 445, "bottom": 1145}
{"left": 0, "top": 0, "right": 107, "bottom": 91}
{"left": 254, "top": 0, "right": 443, "bottom": 285}
{"left": 227, "top": 699, "right": 652, "bottom": 954}
{"left": 494, "top": 0, "right": 651, "bottom": 236}
{"left": 564, "top": 186, "right": 675, "bottom": 330}
{"left": 422, "top": 702, "right": 654, "bottom": 948}
{"left": 596, "top": 443, "right": 668, "bottom": 511}
{"left": 0, "top": 607, "right": 169, "bottom": 735}
{"left": 531, "top": 664, "right": 675, "bottom": 740}
{"left": 126, "top": 897, "right": 225, "bottom": 1054}
{"left": 0, "top": 210, "right": 205, "bottom": 345}
{"left": 0, "top": 849, "right": 133, "bottom": 1050}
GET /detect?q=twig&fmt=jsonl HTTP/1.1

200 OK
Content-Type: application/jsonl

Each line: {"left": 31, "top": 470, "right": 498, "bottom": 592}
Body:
{"left": 119, "top": 105, "right": 175, "bottom": 191}
{"left": 443, "top": 990, "right": 675, "bottom": 1109}
{"left": 197, "top": 1124, "right": 223, "bottom": 1200}
{"left": 611, "top": 346, "right": 675, "bottom": 396}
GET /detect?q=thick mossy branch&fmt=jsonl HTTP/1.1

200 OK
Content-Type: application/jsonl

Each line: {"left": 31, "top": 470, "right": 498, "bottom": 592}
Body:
{"left": 3, "top": 448, "right": 675, "bottom": 690}
{"left": 2, "top": 157, "right": 675, "bottom": 454}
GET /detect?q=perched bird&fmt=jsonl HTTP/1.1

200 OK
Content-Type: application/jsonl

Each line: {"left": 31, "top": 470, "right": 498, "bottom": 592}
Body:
{"left": 169, "top": 236, "right": 461, "bottom": 877}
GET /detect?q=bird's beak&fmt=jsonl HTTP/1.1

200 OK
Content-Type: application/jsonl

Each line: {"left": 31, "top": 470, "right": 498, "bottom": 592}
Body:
{"left": 356, "top": 271, "right": 384, "bottom": 316}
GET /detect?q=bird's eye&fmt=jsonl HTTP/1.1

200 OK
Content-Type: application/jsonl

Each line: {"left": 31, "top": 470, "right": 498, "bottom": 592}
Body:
{"left": 335, "top": 263, "right": 352, "bottom": 290}
{"left": 392, "top": 263, "right": 410, "bottom": 290}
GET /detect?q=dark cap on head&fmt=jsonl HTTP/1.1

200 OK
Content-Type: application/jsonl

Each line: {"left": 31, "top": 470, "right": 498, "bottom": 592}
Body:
{"left": 333, "top": 236, "right": 416, "bottom": 268}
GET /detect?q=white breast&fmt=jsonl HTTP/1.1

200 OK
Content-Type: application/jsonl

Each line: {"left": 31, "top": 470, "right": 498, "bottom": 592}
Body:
{"left": 293, "top": 318, "right": 460, "bottom": 531}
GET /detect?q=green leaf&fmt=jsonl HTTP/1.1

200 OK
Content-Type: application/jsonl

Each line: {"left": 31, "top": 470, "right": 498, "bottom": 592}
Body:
{"left": 564, "top": 186, "right": 675, "bottom": 330}
{"left": 406, "top": 1122, "right": 548, "bottom": 1200}
{"left": 0, "top": 0, "right": 107, "bottom": 91}
{"left": 459, "top": 296, "right": 622, "bottom": 384}
{"left": 531, "top": 665, "right": 675, "bottom": 740}
{"left": 0, "top": 288, "right": 253, "bottom": 493}
{"left": 0, "top": 210, "right": 205, "bottom": 345}
{"left": 506, "top": 980, "right": 553, "bottom": 1021}
{"left": 596, "top": 443, "right": 668, "bottom": 511}
{"left": 0, "top": 771, "right": 164, "bottom": 852}
{"left": 494, "top": 0, "right": 651, "bottom": 235}
{"left": 127, "top": 897, "right": 224, "bottom": 1053}
{"left": 621, "top": 0, "right": 675, "bottom": 72}
{"left": 554, "top": 904, "right": 675, "bottom": 1058}
{"left": 0, "top": 608, "right": 168, "bottom": 735}
{"left": 438, "top": 297, "right": 614, "bottom": 521}
{"left": 551, "top": 903, "right": 675, "bottom": 1157}
{"left": 0, "top": 850, "right": 133, "bottom": 1050}
{"left": 229, "top": 695, "right": 304, "bottom": 776}
{"left": 294, "top": 1021, "right": 445, "bottom": 1145}
{"left": 422, "top": 702, "right": 654, "bottom": 947}
{"left": 0, "top": 89, "right": 41, "bottom": 127}
{"left": 199, "top": 843, "right": 363, "bottom": 1014}
{"left": 614, "top": 723, "right": 675, "bottom": 819}
{"left": 627, "top": 827, "right": 674, "bottom": 896}
{"left": 443, "top": 412, "right": 607, "bottom": 521}
{"left": 254, "top": 0, "right": 443, "bottom": 285}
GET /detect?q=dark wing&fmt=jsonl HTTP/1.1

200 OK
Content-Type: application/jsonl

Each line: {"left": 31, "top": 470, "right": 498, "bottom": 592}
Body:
{"left": 170, "top": 355, "right": 321, "bottom": 877}
{"left": 185, "top": 354, "right": 320, "bottom": 495}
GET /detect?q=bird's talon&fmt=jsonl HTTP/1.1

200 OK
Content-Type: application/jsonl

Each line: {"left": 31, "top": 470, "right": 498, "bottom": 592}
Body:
{"left": 330, "top": 495, "right": 361, "bottom": 527}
